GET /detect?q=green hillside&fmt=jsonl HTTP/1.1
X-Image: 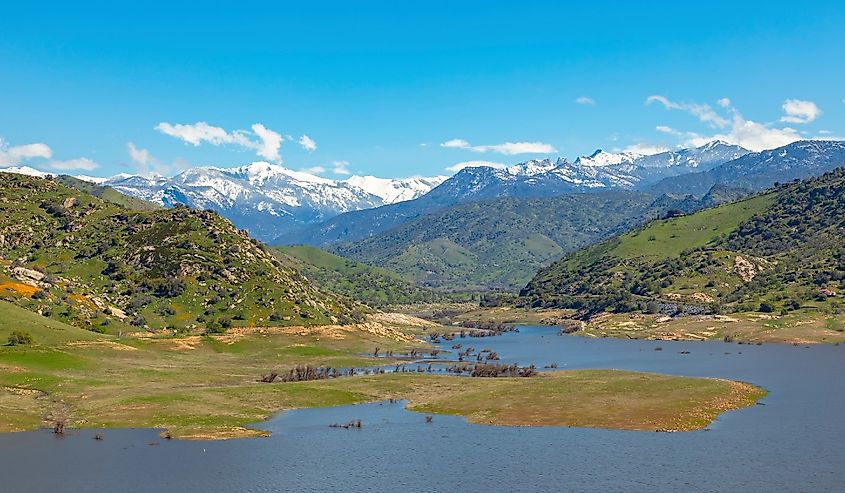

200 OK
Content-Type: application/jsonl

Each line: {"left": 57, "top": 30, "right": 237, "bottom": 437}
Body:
{"left": 0, "top": 173, "right": 362, "bottom": 334}
{"left": 275, "top": 245, "right": 445, "bottom": 307}
{"left": 521, "top": 168, "right": 845, "bottom": 317}
{"left": 333, "top": 192, "right": 681, "bottom": 291}
{"left": 53, "top": 175, "right": 160, "bottom": 211}
{"left": 0, "top": 300, "right": 105, "bottom": 345}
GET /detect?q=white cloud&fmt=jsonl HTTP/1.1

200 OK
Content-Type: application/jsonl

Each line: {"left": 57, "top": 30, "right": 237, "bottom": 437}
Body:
{"left": 47, "top": 157, "right": 98, "bottom": 171}
{"left": 780, "top": 99, "right": 822, "bottom": 124}
{"left": 126, "top": 142, "right": 189, "bottom": 176}
{"left": 301, "top": 165, "right": 326, "bottom": 174}
{"left": 249, "top": 123, "right": 283, "bottom": 161}
{"left": 623, "top": 143, "right": 669, "bottom": 155}
{"left": 332, "top": 160, "right": 351, "bottom": 175}
{"left": 685, "top": 108, "right": 801, "bottom": 151}
{"left": 646, "top": 98, "right": 808, "bottom": 152}
{"left": 645, "top": 95, "right": 729, "bottom": 128}
{"left": 655, "top": 125, "right": 707, "bottom": 142}
{"left": 0, "top": 139, "right": 53, "bottom": 166}
{"left": 298, "top": 134, "right": 317, "bottom": 152}
{"left": 445, "top": 160, "right": 507, "bottom": 172}
{"left": 127, "top": 142, "right": 153, "bottom": 168}
{"left": 441, "top": 139, "right": 470, "bottom": 149}
{"left": 440, "top": 138, "right": 556, "bottom": 155}
{"left": 813, "top": 134, "right": 845, "bottom": 141}
{"left": 0, "top": 137, "right": 95, "bottom": 171}
{"left": 655, "top": 125, "right": 681, "bottom": 136}
{"left": 155, "top": 121, "right": 285, "bottom": 162}
{"left": 575, "top": 96, "right": 596, "bottom": 106}
{"left": 155, "top": 121, "right": 234, "bottom": 146}
{"left": 481, "top": 142, "right": 557, "bottom": 154}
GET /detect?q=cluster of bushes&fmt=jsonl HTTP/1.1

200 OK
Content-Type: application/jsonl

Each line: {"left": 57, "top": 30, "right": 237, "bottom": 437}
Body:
{"left": 7, "top": 330, "right": 33, "bottom": 346}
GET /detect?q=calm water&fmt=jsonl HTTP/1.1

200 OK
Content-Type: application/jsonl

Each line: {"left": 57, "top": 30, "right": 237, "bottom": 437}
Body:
{"left": 1, "top": 326, "right": 844, "bottom": 492}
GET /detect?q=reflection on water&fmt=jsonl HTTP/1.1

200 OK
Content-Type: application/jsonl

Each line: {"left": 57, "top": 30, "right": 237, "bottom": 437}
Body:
{"left": 1, "top": 326, "right": 844, "bottom": 492}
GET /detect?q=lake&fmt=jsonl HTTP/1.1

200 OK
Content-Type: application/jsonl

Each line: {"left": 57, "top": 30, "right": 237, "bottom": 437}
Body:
{"left": 1, "top": 326, "right": 843, "bottom": 492}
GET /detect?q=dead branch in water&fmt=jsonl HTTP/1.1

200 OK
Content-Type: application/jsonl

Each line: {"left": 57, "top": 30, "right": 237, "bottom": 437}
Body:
{"left": 329, "top": 420, "right": 363, "bottom": 429}
{"left": 445, "top": 363, "right": 537, "bottom": 377}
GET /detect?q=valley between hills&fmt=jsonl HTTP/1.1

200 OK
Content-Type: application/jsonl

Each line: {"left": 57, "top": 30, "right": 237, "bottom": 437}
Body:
{"left": 2, "top": 139, "right": 845, "bottom": 439}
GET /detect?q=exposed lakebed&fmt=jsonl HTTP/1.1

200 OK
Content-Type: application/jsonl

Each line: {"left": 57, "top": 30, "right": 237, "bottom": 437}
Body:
{"left": 1, "top": 326, "right": 843, "bottom": 492}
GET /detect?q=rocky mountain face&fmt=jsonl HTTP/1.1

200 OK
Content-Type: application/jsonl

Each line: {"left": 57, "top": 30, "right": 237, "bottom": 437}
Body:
{"left": 0, "top": 142, "right": 747, "bottom": 246}
{"left": 424, "top": 140, "right": 748, "bottom": 203}
{"left": 89, "top": 163, "right": 443, "bottom": 242}
{"left": 650, "top": 140, "right": 845, "bottom": 197}
{"left": 282, "top": 141, "right": 749, "bottom": 246}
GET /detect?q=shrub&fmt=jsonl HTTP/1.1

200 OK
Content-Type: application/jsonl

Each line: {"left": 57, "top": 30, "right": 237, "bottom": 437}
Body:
{"left": 7, "top": 330, "right": 34, "bottom": 346}
{"left": 204, "top": 322, "right": 226, "bottom": 334}
{"left": 88, "top": 324, "right": 108, "bottom": 334}
{"left": 155, "top": 276, "right": 186, "bottom": 298}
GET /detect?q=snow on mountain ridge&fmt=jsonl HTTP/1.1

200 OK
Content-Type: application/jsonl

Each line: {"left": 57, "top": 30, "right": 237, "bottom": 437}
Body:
{"left": 0, "top": 141, "right": 751, "bottom": 242}
{"left": 430, "top": 141, "right": 752, "bottom": 201}
{"left": 60, "top": 162, "right": 448, "bottom": 241}
{"left": 0, "top": 166, "right": 50, "bottom": 178}
{"left": 344, "top": 175, "right": 447, "bottom": 203}
{"left": 574, "top": 150, "right": 643, "bottom": 167}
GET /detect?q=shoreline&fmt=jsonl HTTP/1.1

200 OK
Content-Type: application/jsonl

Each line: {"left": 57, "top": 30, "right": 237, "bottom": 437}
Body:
{"left": 1, "top": 369, "right": 767, "bottom": 440}
{"left": 404, "top": 305, "right": 845, "bottom": 345}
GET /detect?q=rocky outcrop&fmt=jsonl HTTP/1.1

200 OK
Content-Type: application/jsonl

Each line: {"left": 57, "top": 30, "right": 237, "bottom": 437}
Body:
{"left": 734, "top": 255, "right": 762, "bottom": 282}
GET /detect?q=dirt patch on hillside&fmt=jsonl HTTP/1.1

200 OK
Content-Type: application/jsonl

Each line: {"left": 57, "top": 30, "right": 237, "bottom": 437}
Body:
{"left": 66, "top": 341, "right": 138, "bottom": 351}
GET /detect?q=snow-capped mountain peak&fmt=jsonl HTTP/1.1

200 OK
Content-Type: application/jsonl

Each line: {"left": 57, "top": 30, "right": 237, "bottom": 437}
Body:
{"left": 505, "top": 158, "right": 560, "bottom": 176}
{"left": 51, "top": 164, "right": 447, "bottom": 241}
{"left": 574, "top": 149, "right": 642, "bottom": 167}
{"left": 230, "top": 161, "right": 336, "bottom": 186}
{"left": 0, "top": 139, "right": 753, "bottom": 244}
{"left": 0, "top": 166, "right": 51, "bottom": 178}
{"left": 425, "top": 140, "right": 752, "bottom": 204}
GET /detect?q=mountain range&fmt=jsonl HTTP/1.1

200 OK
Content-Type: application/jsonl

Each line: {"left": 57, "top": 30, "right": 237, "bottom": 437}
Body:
{"left": 293, "top": 139, "right": 843, "bottom": 292}
{"left": 0, "top": 163, "right": 446, "bottom": 242}
{"left": 650, "top": 140, "right": 845, "bottom": 196}
{"left": 4, "top": 139, "right": 845, "bottom": 294}
{"left": 280, "top": 140, "right": 750, "bottom": 245}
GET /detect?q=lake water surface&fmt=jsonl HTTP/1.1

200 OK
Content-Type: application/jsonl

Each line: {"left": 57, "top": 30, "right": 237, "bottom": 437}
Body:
{"left": 1, "top": 326, "right": 843, "bottom": 492}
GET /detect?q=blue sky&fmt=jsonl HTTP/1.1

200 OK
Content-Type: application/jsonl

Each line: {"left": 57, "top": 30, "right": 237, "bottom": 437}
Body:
{"left": 1, "top": 1, "right": 844, "bottom": 178}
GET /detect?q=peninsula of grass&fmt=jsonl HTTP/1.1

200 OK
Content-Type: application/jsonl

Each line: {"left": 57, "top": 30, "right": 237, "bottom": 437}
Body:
{"left": 0, "top": 303, "right": 766, "bottom": 439}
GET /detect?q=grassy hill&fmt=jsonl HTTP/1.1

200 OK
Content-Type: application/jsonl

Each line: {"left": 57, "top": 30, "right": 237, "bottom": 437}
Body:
{"left": 0, "top": 173, "right": 362, "bottom": 334}
{"left": 53, "top": 175, "right": 160, "bottom": 211}
{"left": 520, "top": 168, "right": 845, "bottom": 317}
{"left": 0, "top": 300, "right": 105, "bottom": 345}
{"left": 332, "top": 192, "right": 688, "bottom": 291}
{"left": 275, "top": 245, "right": 445, "bottom": 307}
